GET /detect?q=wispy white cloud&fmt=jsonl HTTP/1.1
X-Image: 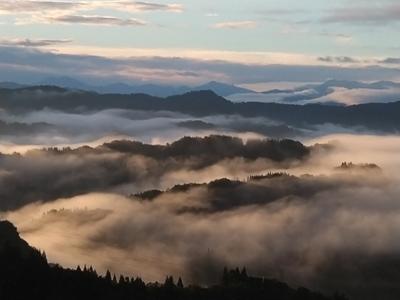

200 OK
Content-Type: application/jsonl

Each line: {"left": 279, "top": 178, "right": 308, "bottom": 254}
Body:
{"left": 213, "top": 21, "right": 257, "bottom": 29}
{"left": 114, "top": 1, "right": 183, "bottom": 13}
{"left": 318, "top": 32, "right": 354, "bottom": 45}
{"left": 0, "top": 0, "right": 183, "bottom": 14}
{"left": 50, "top": 15, "right": 147, "bottom": 26}
{"left": 0, "top": 1, "right": 81, "bottom": 13}
{"left": 0, "top": 1, "right": 182, "bottom": 26}
{"left": 205, "top": 12, "right": 219, "bottom": 18}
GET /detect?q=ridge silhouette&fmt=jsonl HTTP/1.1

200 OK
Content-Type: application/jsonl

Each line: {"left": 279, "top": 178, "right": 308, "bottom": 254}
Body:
{"left": 0, "top": 220, "right": 347, "bottom": 300}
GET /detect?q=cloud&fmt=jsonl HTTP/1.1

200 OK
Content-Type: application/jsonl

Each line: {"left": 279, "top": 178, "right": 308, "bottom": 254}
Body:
{"left": 316, "top": 31, "right": 354, "bottom": 45}
{"left": 0, "top": 1, "right": 81, "bottom": 13}
{"left": 213, "top": 21, "right": 257, "bottom": 29}
{"left": 205, "top": 13, "right": 219, "bottom": 17}
{"left": 380, "top": 57, "right": 400, "bottom": 64}
{"left": 1, "top": 46, "right": 399, "bottom": 85}
{"left": 318, "top": 56, "right": 361, "bottom": 64}
{"left": 322, "top": 3, "right": 400, "bottom": 25}
{"left": 0, "top": 0, "right": 183, "bottom": 14}
{"left": 0, "top": 134, "right": 311, "bottom": 210}
{"left": 0, "top": 38, "right": 72, "bottom": 47}
{"left": 116, "top": 1, "right": 183, "bottom": 13}
{"left": 320, "top": 56, "right": 400, "bottom": 66}
{"left": 4, "top": 156, "right": 400, "bottom": 300}
{"left": 1, "top": 108, "right": 400, "bottom": 299}
{"left": 50, "top": 15, "right": 147, "bottom": 26}
{"left": 310, "top": 86, "right": 400, "bottom": 106}
{"left": 0, "top": 1, "right": 182, "bottom": 26}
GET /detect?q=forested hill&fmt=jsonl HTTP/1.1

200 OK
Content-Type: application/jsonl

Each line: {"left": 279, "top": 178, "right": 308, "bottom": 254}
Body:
{"left": 0, "top": 220, "right": 346, "bottom": 300}
{"left": 1, "top": 87, "right": 400, "bottom": 132}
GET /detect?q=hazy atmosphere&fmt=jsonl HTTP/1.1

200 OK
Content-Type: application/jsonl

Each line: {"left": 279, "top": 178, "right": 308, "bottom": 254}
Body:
{"left": 0, "top": 1, "right": 400, "bottom": 300}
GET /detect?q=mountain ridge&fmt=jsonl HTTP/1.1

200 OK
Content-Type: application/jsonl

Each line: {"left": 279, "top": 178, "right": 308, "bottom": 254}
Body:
{"left": 1, "top": 86, "right": 400, "bottom": 132}
{"left": 36, "top": 77, "right": 255, "bottom": 97}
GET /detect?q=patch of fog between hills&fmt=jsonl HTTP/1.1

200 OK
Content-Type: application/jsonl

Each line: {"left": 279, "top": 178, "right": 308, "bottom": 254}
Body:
{"left": 312, "top": 87, "right": 400, "bottom": 105}
{"left": 227, "top": 87, "right": 400, "bottom": 105}
{"left": 299, "top": 133, "right": 400, "bottom": 178}
{"left": 0, "top": 135, "right": 311, "bottom": 212}
{"left": 0, "top": 109, "right": 282, "bottom": 153}
{"left": 0, "top": 106, "right": 391, "bottom": 153}
{"left": 3, "top": 171, "right": 400, "bottom": 299}
{"left": 1, "top": 132, "right": 399, "bottom": 202}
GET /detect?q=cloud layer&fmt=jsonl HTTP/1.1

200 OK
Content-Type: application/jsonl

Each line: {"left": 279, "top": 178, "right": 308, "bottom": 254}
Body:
{"left": 323, "top": 3, "right": 400, "bottom": 25}
{"left": 0, "top": 0, "right": 182, "bottom": 26}
{"left": 0, "top": 135, "right": 311, "bottom": 210}
{"left": 213, "top": 21, "right": 257, "bottom": 29}
{"left": 1, "top": 110, "right": 400, "bottom": 300}
{"left": 51, "top": 15, "right": 146, "bottom": 26}
{"left": 0, "top": 46, "right": 399, "bottom": 85}
{"left": 4, "top": 161, "right": 400, "bottom": 300}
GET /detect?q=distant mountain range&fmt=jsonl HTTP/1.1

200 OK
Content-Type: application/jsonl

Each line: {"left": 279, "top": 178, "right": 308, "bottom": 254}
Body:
{"left": 2, "top": 78, "right": 400, "bottom": 103}
{"left": 0, "top": 77, "right": 254, "bottom": 97}
{"left": 34, "top": 77, "right": 255, "bottom": 97}
{"left": 0, "top": 82, "right": 27, "bottom": 89}
{"left": 1, "top": 86, "right": 400, "bottom": 132}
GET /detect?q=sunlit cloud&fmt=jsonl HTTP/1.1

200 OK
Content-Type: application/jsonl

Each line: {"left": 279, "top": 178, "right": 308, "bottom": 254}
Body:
{"left": 113, "top": 1, "right": 183, "bottom": 13}
{"left": 0, "top": 1, "right": 182, "bottom": 26}
{"left": 0, "top": 1, "right": 81, "bottom": 13}
{"left": 0, "top": 45, "right": 399, "bottom": 85}
{"left": 50, "top": 15, "right": 147, "bottom": 26}
{"left": 0, "top": 0, "right": 183, "bottom": 14}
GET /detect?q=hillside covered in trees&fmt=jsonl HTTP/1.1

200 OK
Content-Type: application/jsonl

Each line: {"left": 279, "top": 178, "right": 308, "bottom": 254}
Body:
{"left": 0, "top": 135, "right": 311, "bottom": 210}
{"left": 0, "top": 220, "right": 346, "bottom": 300}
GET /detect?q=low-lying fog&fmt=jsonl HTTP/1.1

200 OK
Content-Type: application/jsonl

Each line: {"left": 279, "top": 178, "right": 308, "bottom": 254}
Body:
{"left": 1, "top": 132, "right": 400, "bottom": 299}
{"left": 0, "top": 85, "right": 399, "bottom": 299}
{"left": 227, "top": 86, "right": 400, "bottom": 105}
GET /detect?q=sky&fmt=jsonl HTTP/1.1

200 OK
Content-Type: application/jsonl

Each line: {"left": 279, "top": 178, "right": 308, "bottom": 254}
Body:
{"left": 0, "top": 0, "right": 399, "bottom": 85}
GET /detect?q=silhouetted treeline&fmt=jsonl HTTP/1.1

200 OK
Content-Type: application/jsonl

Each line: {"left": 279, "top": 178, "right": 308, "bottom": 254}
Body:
{"left": 0, "top": 119, "right": 55, "bottom": 136}
{"left": 0, "top": 136, "right": 310, "bottom": 210}
{"left": 335, "top": 162, "right": 381, "bottom": 172}
{"left": 102, "top": 135, "right": 309, "bottom": 161}
{"left": 0, "top": 220, "right": 346, "bottom": 300}
{"left": 133, "top": 171, "right": 377, "bottom": 213}
{"left": 1, "top": 87, "right": 400, "bottom": 132}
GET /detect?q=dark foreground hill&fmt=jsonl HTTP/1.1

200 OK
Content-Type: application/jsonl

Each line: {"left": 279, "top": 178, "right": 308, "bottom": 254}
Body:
{"left": 1, "top": 87, "right": 400, "bottom": 132}
{"left": 0, "top": 220, "right": 344, "bottom": 300}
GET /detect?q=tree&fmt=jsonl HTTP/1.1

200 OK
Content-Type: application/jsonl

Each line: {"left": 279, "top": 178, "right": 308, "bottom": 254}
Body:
{"left": 119, "top": 275, "right": 126, "bottom": 284}
{"left": 164, "top": 276, "right": 175, "bottom": 288}
{"left": 177, "top": 277, "right": 184, "bottom": 288}
{"left": 105, "top": 270, "right": 112, "bottom": 282}
{"left": 222, "top": 266, "right": 229, "bottom": 285}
